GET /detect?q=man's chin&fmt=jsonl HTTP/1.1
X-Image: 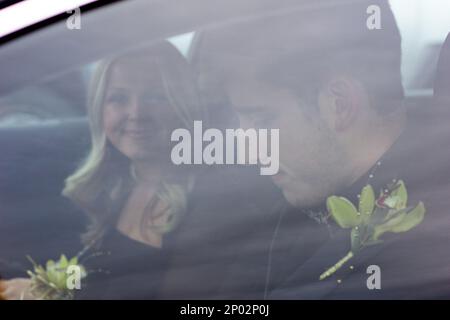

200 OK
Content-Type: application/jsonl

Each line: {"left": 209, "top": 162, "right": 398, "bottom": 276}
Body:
{"left": 271, "top": 175, "right": 300, "bottom": 206}
{"left": 279, "top": 183, "right": 324, "bottom": 209}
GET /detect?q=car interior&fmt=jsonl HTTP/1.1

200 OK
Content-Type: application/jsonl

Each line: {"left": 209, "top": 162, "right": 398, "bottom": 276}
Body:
{"left": 0, "top": 0, "right": 449, "bottom": 292}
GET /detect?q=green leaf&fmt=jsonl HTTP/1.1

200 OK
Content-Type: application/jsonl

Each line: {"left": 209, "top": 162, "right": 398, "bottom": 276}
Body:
{"left": 351, "top": 227, "right": 362, "bottom": 251}
{"left": 372, "top": 211, "right": 407, "bottom": 240}
{"left": 327, "top": 196, "right": 361, "bottom": 228}
{"left": 389, "top": 180, "right": 408, "bottom": 209}
{"left": 372, "top": 202, "right": 425, "bottom": 240}
{"left": 369, "top": 207, "right": 387, "bottom": 226}
{"left": 59, "top": 255, "right": 69, "bottom": 269}
{"left": 359, "top": 185, "right": 375, "bottom": 219}
{"left": 35, "top": 265, "right": 46, "bottom": 276}
{"left": 46, "top": 260, "right": 55, "bottom": 270}
{"left": 46, "top": 268, "right": 59, "bottom": 286}
{"left": 69, "top": 257, "right": 78, "bottom": 266}
{"left": 383, "top": 206, "right": 411, "bottom": 222}
{"left": 54, "top": 271, "right": 67, "bottom": 290}
{"left": 389, "top": 202, "right": 425, "bottom": 233}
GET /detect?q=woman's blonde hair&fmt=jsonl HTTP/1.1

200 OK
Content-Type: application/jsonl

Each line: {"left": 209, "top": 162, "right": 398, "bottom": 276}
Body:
{"left": 63, "top": 41, "right": 206, "bottom": 247}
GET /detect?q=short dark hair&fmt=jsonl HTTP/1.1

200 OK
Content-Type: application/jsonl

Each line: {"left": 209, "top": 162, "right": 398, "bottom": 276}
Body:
{"left": 196, "top": 0, "right": 403, "bottom": 114}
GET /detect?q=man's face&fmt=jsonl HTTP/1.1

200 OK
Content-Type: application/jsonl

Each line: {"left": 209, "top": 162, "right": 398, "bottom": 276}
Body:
{"left": 226, "top": 73, "right": 348, "bottom": 208}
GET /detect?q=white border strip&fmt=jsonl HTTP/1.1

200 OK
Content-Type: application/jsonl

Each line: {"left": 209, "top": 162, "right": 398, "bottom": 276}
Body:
{"left": 0, "top": 0, "right": 98, "bottom": 38}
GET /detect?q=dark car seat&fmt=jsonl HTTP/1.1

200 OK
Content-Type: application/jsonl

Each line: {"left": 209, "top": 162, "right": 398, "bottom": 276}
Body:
{"left": 0, "top": 118, "right": 90, "bottom": 277}
{"left": 434, "top": 32, "right": 450, "bottom": 102}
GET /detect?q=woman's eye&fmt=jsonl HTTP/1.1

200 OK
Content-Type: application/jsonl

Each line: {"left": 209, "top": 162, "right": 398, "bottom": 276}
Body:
{"left": 107, "top": 93, "right": 129, "bottom": 106}
{"left": 142, "top": 95, "right": 169, "bottom": 106}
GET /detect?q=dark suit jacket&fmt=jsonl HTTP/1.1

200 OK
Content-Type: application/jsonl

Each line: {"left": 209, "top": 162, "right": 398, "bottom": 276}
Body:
{"left": 269, "top": 104, "right": 450, "bottom": 299}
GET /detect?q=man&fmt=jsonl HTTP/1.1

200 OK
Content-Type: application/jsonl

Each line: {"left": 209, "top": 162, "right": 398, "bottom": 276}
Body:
{"left": 195, "top": 0, "right": 450, "bottom": 298}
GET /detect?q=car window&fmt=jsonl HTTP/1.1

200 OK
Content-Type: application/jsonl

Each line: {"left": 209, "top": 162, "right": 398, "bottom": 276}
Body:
{"left": 391, "top": 0, "right": 450, "bottom": 94}
{"left": 0, "top": 68, "right": 88, "bottom": 126}
{"left": 1, "top": 0, "right": 450, "bottom": 302}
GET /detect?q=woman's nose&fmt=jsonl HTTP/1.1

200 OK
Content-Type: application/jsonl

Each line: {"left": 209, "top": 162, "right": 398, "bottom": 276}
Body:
{"left": 127, "top": 96, "right": 151, "bottom": 119}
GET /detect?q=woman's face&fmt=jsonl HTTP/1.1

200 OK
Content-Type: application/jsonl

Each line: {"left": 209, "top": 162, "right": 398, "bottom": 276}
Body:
{"left": 103, "top": 57, "right": 181, "bottom": 161}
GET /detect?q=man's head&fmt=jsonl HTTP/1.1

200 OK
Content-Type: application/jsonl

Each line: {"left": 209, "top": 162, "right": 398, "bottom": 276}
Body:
{"left": 196, "top": 0, "right": 405, "bottom": 208}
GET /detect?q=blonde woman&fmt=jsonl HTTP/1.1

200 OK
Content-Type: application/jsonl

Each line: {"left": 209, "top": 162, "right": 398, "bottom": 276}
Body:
{"left": 3, "top": 41, "right": 207, "bottom": 299}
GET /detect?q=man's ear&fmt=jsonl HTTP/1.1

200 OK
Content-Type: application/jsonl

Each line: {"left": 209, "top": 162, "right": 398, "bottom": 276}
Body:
{"left": 320, "top": 77, "right": 361, "bottom": 132}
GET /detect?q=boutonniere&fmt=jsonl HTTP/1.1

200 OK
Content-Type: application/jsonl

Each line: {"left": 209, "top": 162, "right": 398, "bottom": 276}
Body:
{"left": 319, "top": 179, "right": 426, "bottom": 280}
{"left": 26, "top": 254, "right": 87, "bottom": 300}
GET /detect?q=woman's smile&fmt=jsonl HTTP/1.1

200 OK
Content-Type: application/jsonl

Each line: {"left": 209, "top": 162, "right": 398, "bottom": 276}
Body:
{"left": 122, "top": 126, "right": 155, "bottom": 139}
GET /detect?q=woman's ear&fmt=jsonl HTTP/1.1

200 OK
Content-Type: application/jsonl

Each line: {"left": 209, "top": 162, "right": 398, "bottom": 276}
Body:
{"left": 320, "top": 76, "right": 361, "bottom": 132}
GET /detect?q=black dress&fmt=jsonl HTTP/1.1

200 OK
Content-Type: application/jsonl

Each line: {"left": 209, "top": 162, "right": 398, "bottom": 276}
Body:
{"left": 75, "top": 227, "right": 170, "bottom": 300}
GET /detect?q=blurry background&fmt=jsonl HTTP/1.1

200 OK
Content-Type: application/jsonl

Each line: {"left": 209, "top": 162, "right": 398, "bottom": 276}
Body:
{"left": 166, "top": 1, "right": 450, "bottom": 97}
{"left": 390, "top": 0, "right": 450, "bottom": 95}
